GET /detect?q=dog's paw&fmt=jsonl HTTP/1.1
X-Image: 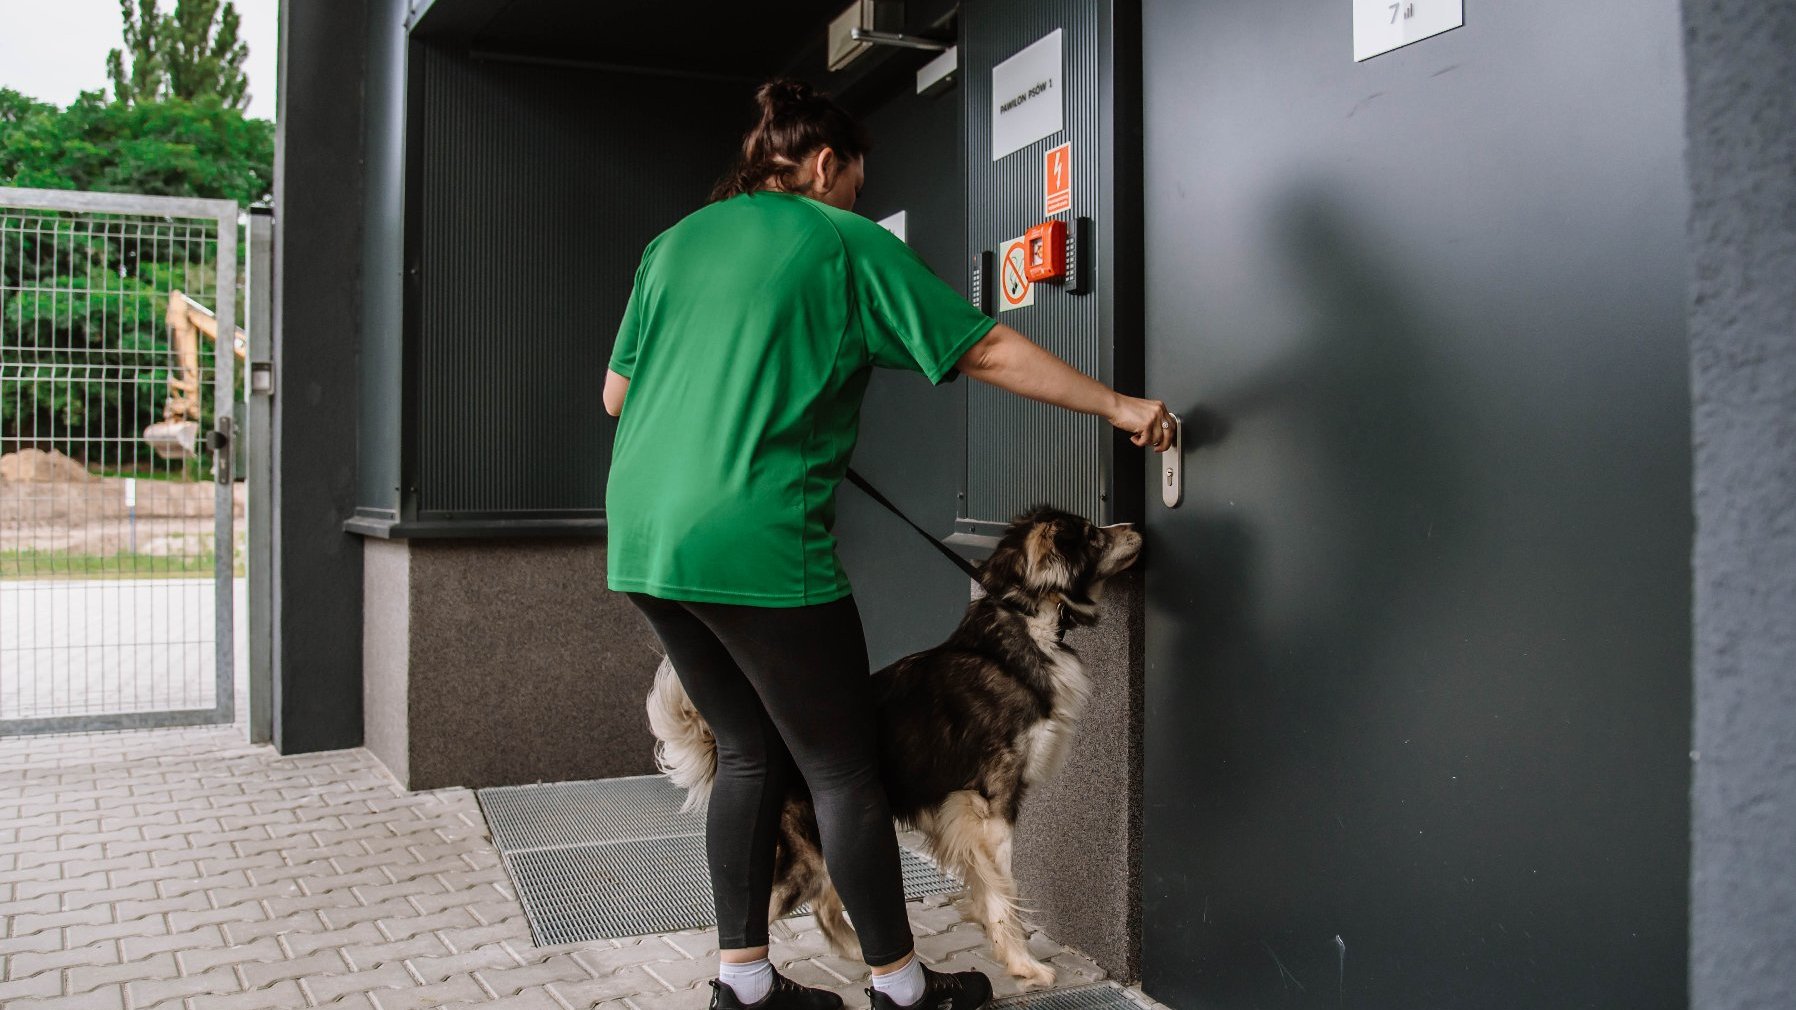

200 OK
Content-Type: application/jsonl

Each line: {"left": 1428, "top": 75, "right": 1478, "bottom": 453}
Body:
{"left": 1005, "top": 955, "right": 1057, "bottom": 990}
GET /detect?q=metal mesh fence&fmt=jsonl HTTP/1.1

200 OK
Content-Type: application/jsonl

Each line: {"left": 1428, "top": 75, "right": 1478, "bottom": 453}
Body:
{"left": 1, "top": 191, "right": 240, "bottom": 730}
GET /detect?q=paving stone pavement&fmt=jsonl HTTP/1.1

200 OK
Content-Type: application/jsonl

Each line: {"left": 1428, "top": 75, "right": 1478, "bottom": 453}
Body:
{"left": 0, "top": 726, "right": 1177, "bottom": 1010}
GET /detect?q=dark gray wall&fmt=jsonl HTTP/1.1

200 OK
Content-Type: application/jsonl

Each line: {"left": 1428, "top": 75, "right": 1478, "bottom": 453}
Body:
{"left": 272, "top": 0, "right": 369, "bottom": 752}
{"left": 1139, "top": 0, "right": 1692, "bottom": 1006}
{"left": 1685, "top": 2, "right": 1796, "bottom": 1008}
{"left": 405, "top": 50, "right": 744, "bottom": 523}
{"left": 958, "top": 0, "right": 1142, "bottom": 532}
{"left": 360, "top": 0, "right": 408, "bottom": 516}
{"left": 835, "top": 78, "right": 973, "bottom": 669}
{"left": 811, "top": 3, "right": 1148, "bottom": 976}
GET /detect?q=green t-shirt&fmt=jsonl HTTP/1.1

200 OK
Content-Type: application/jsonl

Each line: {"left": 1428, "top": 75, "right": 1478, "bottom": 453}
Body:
{"left": 605, "top": 191, "right": 997, "bottom": 606}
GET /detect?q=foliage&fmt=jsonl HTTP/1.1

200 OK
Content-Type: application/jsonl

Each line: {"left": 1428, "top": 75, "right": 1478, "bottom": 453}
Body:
{"left": 0, "top": 88, "right": 272, "bottom": 204}
{"left": 1, "top": 88, "right": 268, "bottom": 470}
{"left": 108, "top": 0, "right": 251, "bottom": 110}
{"left": 1, "top": 227, "right": 219, "bottom": 472}
{"left": 107, "top": 1, "right": 166, "bottom": 108}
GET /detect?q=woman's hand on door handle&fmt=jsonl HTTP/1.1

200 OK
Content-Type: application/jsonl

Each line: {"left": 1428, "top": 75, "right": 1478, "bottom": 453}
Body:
{"left": 1110, "top": 395, "right": 1175, "bottom": 453}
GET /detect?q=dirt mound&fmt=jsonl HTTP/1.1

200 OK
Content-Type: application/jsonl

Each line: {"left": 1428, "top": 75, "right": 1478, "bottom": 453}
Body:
{"left": 0, "top": 449, "right": 94, "bottom": 483}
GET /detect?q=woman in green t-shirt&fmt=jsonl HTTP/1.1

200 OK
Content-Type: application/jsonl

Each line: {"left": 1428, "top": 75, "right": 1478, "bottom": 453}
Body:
{"left": 603, "top": 80, "right": 1172, "bottom": 1010}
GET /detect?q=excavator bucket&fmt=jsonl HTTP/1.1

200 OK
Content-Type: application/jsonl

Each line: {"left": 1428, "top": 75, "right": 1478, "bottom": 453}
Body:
{"left": 143, "top": 290, "right": 240, "bottom": 462}
{"left": 143, "top": 418, "right": 201, "bottom": 460}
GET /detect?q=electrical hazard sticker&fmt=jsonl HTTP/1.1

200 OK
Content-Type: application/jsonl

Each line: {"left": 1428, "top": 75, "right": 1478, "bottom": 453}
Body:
{"left": 1045, "top": 142, "right": 1071, "bottom": 216}
{"left": 999, "top": 235, "right": 1034, "bottom": 312}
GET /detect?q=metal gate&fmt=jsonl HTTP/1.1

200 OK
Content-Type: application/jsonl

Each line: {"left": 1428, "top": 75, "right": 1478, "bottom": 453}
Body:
{"left": 0, "top": 188, "right": 240, "bottom": 736}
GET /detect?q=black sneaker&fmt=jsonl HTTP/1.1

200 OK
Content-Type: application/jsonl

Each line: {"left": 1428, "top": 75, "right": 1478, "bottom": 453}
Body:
{"left": 709, "top": 971, "right": 845, "bottom": 1010}
{"left": 865, "top": 962, "right": 994, "bottom": 1010}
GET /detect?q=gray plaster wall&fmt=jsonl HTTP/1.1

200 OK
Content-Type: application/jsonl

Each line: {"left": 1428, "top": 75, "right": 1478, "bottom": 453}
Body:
{"left": 272, "top": 0, "right": 368, "bottom": 753}
{"left": 362, "top": 539, "right": 666, "bottom": 791}
{"left": 1009, "top": 574, "right": 1144, "bottom": 982}
{"left": 1685, "top": 2, "right": 1796, "bottom": 1008}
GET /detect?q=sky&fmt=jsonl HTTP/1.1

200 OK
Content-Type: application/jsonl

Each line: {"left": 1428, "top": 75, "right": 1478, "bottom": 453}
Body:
{"left": 0, "top": 0, "right": 279, "bottom": 121}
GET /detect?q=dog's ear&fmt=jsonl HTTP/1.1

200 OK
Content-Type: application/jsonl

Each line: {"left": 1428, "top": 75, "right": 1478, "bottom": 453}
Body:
{"left": 1024, "top": 522, "right": 1057, "bottom": 577}
{"left": 1025, "top": 517, "right": 1082, "bottom": 592}
{"left": 1020, "top": 517, "right": 1056, "bottom": 575}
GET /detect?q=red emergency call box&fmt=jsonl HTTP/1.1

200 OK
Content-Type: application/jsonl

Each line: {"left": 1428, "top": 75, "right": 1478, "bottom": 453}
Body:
{"left": 1023, "top": 220, "right": 1067, "bottom": 284}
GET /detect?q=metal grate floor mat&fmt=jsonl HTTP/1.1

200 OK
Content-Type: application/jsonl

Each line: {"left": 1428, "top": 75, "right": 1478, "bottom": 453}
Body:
{"left": 508, "top": 834, "right": 715, "bottom": 945}
{"left": 477, "top": 774, "right": 962, "bottom": 947}
{"left": 988, "top": 983, "right": 1143, "bottom": 1010}
{"left": 480, "top": 775, "right": 702, "bottom": 849}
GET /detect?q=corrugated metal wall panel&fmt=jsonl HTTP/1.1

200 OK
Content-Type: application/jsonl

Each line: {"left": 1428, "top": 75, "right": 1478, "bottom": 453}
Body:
{"left": 961, "top": 0, "right": 1122, "bottom": 527}
{"left": 409, "top": 48, "right": 740, "bottom": 518}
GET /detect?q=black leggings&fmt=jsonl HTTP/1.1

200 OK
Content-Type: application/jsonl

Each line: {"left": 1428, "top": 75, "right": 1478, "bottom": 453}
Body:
{"left": 626, "top": 592, "right": 916, "bottom": 967}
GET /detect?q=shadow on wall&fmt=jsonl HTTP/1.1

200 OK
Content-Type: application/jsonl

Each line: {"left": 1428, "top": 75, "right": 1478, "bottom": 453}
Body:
{"left": 1147, "top": 185, "right": 1484, "bottom": 1004}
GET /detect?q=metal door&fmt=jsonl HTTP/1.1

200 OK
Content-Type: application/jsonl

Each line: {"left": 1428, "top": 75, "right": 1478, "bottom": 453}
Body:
{"left": 0, "top": 187, "right": 240, "bottom": 736}
{"left": 1138, "top": 0, "right": 1692, "bottom": 1006}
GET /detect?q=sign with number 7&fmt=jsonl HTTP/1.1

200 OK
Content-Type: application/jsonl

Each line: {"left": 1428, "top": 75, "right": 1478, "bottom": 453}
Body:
{"left": 1353, "top": 0, "right": 1463, "bottom": 62}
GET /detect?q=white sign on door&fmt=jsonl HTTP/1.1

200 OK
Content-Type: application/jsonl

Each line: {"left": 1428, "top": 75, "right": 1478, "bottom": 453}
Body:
{"left": 991, "top": 28, "right": 1063, "bottom": 161}
{"left": 1354, "top": 0, "right": 1463, "bottom": 62}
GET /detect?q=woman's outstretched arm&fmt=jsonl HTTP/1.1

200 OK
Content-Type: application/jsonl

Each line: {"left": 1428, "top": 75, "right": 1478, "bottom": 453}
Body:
{"left": 954, "top": 324, "right": 1175, "bottom": 452}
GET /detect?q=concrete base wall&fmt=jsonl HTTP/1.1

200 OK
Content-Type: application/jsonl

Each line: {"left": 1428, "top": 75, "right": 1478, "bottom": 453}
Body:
{"left": 362, "top": 537, "right": 665, "bottom": 790}
{"left": 1009, "top": 572, "right": 1145, "bottom": 982}
{"left": 362, "top": 540, "right": 411, "bottom": 785}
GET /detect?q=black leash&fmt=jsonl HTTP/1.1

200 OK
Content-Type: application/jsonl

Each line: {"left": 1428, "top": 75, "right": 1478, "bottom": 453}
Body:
{"left": 844, "top": 468, "right": 983, "bottom": 582}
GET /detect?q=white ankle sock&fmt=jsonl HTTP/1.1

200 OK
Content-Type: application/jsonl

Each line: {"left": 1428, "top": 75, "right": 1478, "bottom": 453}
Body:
{"left": 719, "top": 956, "right": 774, "bottom": 1004}
{"left": 870, "top": 953, "right": 925, "bottom": 1006}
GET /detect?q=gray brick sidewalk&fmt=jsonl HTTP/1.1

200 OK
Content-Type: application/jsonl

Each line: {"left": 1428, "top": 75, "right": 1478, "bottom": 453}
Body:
{"left": 1, "top": 726, "right": 1174, "bottom": 1010}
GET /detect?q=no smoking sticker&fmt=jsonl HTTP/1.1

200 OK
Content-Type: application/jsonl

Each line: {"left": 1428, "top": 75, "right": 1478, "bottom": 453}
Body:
{"left": 999, "top": 235, "right": 1034, "bottom": 311}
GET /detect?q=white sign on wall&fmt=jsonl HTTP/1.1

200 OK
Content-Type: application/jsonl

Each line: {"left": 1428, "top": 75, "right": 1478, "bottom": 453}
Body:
{"left": 991, "top": 28, "right": 1064, "bottom": 161}
{"left": 877, "top": 210, "right": 908, "bottom": 243}
{"left": 1354, "top": 0, "right": 1464, "bottom": 62}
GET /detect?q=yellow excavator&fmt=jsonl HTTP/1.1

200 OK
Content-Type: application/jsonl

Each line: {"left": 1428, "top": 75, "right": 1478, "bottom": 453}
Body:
{"left": 142, "top": 290, "right": 249, "bottom": 460}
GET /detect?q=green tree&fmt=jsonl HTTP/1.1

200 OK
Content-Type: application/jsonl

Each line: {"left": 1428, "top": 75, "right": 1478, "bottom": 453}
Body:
{"left": 106, "top": 0, "right": 166, "bottom": 106}
{"left": 0, "top": 89, "right": 53, "bottom": 129}
{"left": 0, "top": 89, "right": 271, "bottom": 208}
{"left": 1, "top": 89, "right": 271, "bottom": 469}
{"left": 107, "top": 0, "right": 250, "bottom": 110}
{"left": 164, "top": 1, "right": 250, "bottom": 109}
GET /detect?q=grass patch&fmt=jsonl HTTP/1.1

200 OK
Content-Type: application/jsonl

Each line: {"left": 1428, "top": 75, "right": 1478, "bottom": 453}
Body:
{"left": 84, "top": 466, "right": 204, "bottom": 483}
{"left": 0, "top": 549, "right": 246, "bottom": 580}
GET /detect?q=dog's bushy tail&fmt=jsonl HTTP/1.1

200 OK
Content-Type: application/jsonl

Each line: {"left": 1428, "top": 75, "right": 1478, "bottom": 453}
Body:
{"left": 645, "top": 655, "right": 717, "bottom": 812}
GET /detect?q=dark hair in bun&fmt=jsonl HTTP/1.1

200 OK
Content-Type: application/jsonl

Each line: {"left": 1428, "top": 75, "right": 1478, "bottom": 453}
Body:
{"left": 710, "top": 79, "right": 870, "bottom": 202}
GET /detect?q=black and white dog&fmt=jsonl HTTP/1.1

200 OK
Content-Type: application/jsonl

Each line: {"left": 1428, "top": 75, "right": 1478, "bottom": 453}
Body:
{"left": 646, "top": 506, "right": 1142, "bottom": 987}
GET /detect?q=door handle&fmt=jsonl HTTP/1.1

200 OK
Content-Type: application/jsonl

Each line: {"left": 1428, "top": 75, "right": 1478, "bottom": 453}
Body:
{"left": 208, "top": 416, "right": 233, "bottom": 485}
{"left": 1161, "top": 411, "right": 1183, "bottom": 508}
